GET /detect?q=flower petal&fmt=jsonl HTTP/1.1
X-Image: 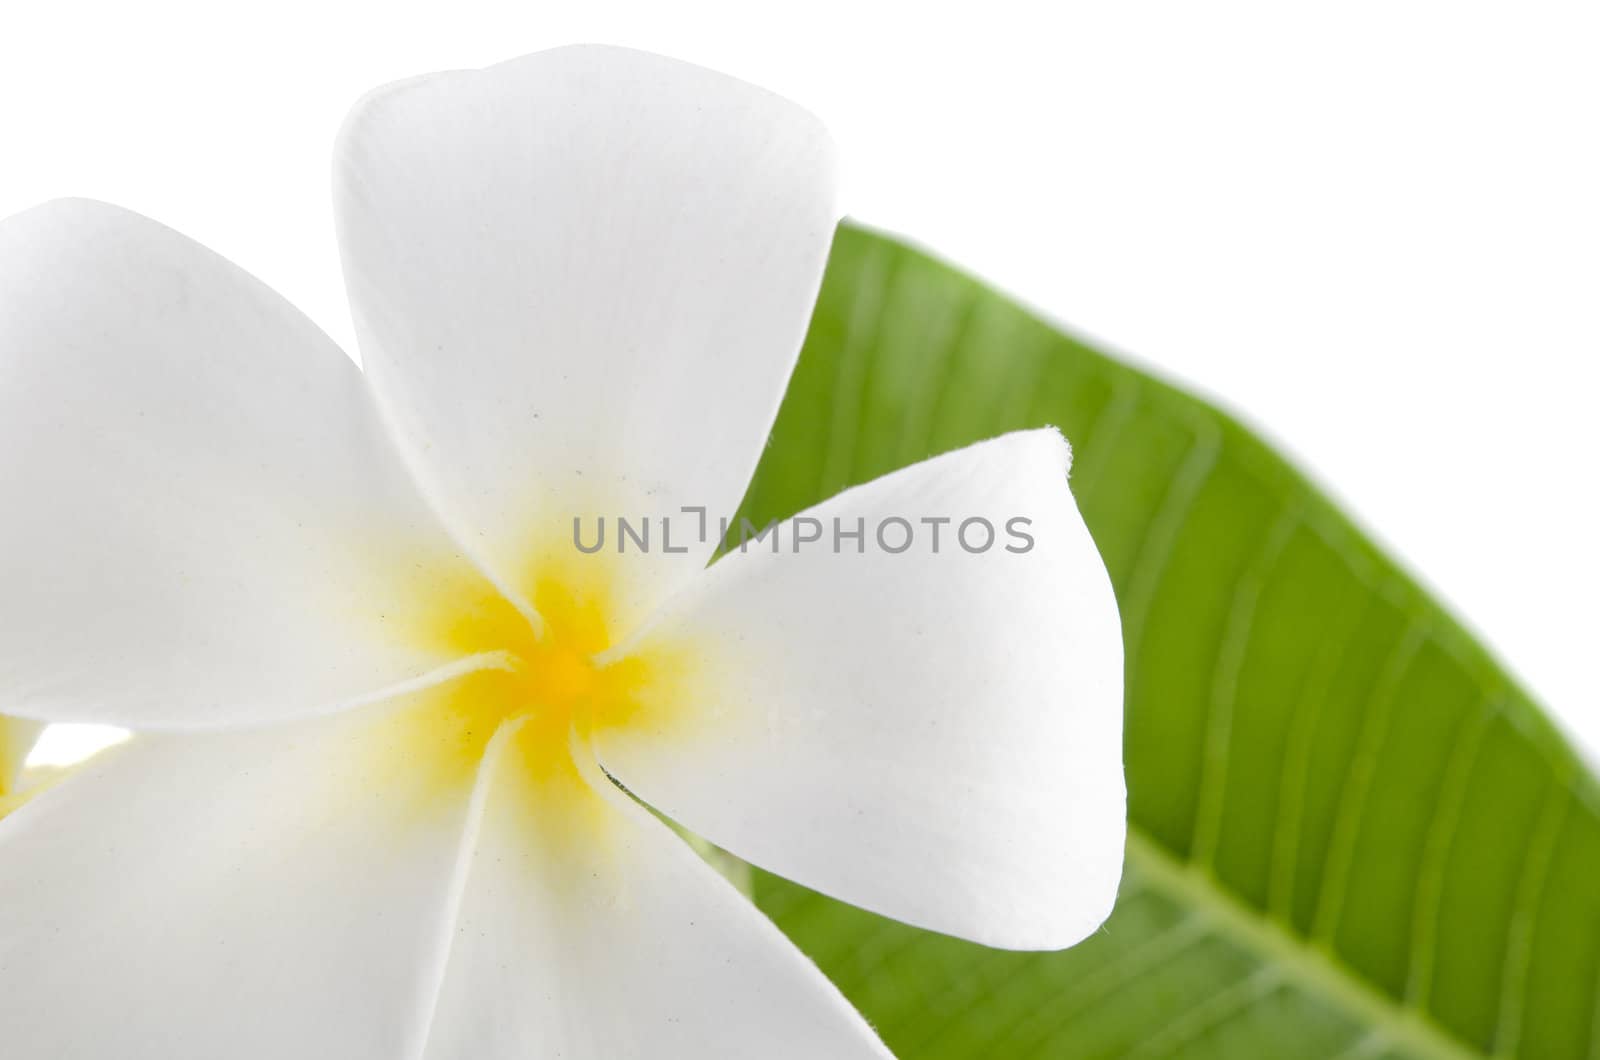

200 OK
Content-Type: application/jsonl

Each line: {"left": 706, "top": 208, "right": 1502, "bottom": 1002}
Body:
{"left": 335, "top": 45, "right": 840, "bottom": 632}
{"left": 0, "top": 200, "right": 498, "bottom": 729}
{"left": 0, "top": 695, "right": 489, "bottom": 1058}
{"left": 418, "top": 724, "right": 890, "bottom": 1058}
{"left": 598, "top": 429, "right": 1126, "bottom": 950}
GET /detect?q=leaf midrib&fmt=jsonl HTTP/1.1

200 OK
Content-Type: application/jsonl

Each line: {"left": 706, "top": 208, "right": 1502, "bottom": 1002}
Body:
{"left": 1127, "top": 829, "right": 1480, "bottom": 1060}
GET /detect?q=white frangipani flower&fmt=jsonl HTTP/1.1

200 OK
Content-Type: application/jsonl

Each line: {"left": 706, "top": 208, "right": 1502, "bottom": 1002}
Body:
{"left": 0, "top": 46, "right": 1124, "bottom": 1058}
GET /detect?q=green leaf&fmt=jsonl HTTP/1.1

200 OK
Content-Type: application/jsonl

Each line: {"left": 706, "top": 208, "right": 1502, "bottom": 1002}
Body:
{"left": 739, "top": 224, "right": 1600, "bottom": 1058}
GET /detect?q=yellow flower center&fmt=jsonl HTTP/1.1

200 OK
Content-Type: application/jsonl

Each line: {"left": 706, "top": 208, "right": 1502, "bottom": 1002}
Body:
{"left": 378, "top": 553, "right": 680, "bottom": 809}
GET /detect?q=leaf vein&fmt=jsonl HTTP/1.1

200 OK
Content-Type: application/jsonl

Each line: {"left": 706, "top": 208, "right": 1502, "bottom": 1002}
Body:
{"left": 1311, "top": 616, "right": 1428, "bottom": 945}
{"left": 1190, "top": 504, "right": 1302, "bottom": 870}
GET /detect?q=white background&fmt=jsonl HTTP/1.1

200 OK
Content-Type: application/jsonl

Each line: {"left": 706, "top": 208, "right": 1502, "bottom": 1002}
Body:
{"left": 3, "top": 2, "right": 1596, "bottom": 758}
